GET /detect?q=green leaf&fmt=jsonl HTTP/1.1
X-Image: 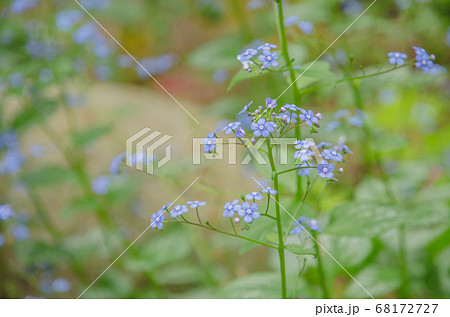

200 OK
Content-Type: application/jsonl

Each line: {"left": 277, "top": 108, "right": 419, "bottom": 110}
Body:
{"left": 12, "top": 100, "right": 58, "bottom": 132}
{"left": 285, "top": 244, "right": 317, "bottom": 256}
{"left": 219, "top": 272, "right": 281, "bottom": 298}
{"left": 61, "top": 196, "right": 100, "bottom": 217}
{"left": 227, "top": 67, "right": 266, "bottom": 91}
{"left": 72, "top": 125, "right": 112, "bottom": 148}
{"left": 265, "top": 233, "right": 279, "bottom": 244}
{"left": 295, "top": 60, "right": 335, "bottom": 90}
{"left": 345, "top": 266, "right": 401, "bottom": 298}
{"left": 187, "top": 37, "right": 241, "bottom": 71}
{"left": 21, "top": 165, "right": 73, "bottom": 187}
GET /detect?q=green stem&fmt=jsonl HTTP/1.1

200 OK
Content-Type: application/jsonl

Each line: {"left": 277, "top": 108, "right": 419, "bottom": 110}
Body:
{"left": 399, "top": 225, "right": 410, "bottom": 298}
{"left": 195, "top": 207, "right": 202, "bottom": 224}
{"left": 267, "top": 138, "right": 287, "bottom": 299}
{"left": 313, "top": 231, "right": 329, "bottom": 298}
{"left": 274, "top": 0, "right": 302, "bottom": 201}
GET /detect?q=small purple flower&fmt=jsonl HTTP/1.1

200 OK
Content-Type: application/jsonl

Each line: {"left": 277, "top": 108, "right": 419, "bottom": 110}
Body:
{"left": 387, "top": 52, "right": 408, "bottom": 65}
{"left": 161, "top": 202, "right": 172, "bottom": 210}
{"left": 238, "top": 202, "right": 260, "bottom": 223}
{"left": 10, "top": 0, "right": 39, "bottom": 14}
{"left": 239, "top": 48, "right": 258, "bottom": 62}
{"left": 110, "top": 153, "right": 126, "bottom": 175}
{"left": 299, "top": 109, "right": 319, "bottom": 126}
{"left": 12, "top": 224, "right": 29, "bottom": 241}
{"left": 294, "top": 139, "right": 315, "bottom": 149}
{"left": 321, "top": 149, "right": 343, "bottom": 162}
{"left": 258, "top": 52, "right": 279, "bottom": 68}
{"left": 414, "top": 47, "right": 434, "bottom": 73}
{"left": 116, "top": 54, "right": 133, "bottom": 68}
{"left": 203, "top": 132, "right": 216, "bottom": 153}
{"left": 317, "top": 142, "right": 332, "bottom": 149}
{"left": 308, "top": 218, "right": 322, "bottom": 232}
{"left": 257, "top": 43, "right": 277, "bottom": 53}
{"left": 245, "top": 191, "right": 264, "bottom": 201}
{"left": 0, "top": 204, "right": 14, "bottom": 221}
{"left": 265, "top": 98, "right": 277, "bottom": 109}
{"left": 290, "top": 226, "right": 303, "bottom": 235}
{"left": 223, "top": 122, "right": 241, "bottom": 135}
{"left": 294, "top": 149, "right": 314, "bottom": 162}
{"left": 91, "top": 175, "right": 111, "bottom": 195}
{"left": 0, "top": 149, "right": 24, "bottom": 175}
{"left": 223, "top": 199, "right": 241, "bottom": 218}
{"left": 56, "top": 9, "right": 83, "bottom": 31}
{"left": 284, "top": 16, "right": 299, "bottom": 27}
{"left": 235, "top": 127, "right": 246, "bottom": 138}
{"left": 318, "top": 162, "right": 335, "bottom": 179}
{"left": 251, "top": 118, "right": 277, "bottom": 137}
{"left": 336, "top": 143, "right": 353, "bottom": 154}
{"left": 298, "top": 21, "right": 314, "bottom": 35}
{"left": 170, "top": 205, "right": 188, "bottom": 218}
{"left": 276, "top": 112, "right": 298, "bottom": 123}
{"left": 51, "top": 278, "right": 71, "bottom": 293}
{"left": 151, "top": 209, "right": 165, "bottom": 230}
{"left": 260, "top": 187, "right": 277, "bottom": 195}
{"left": 298, "top": 163, "right": 314, "bottom": 176}
{"left": 284, "top": 104, "right": 299, "bottom": 111}
{"left": 238, "top": 101, "right": 253, "bottom": 114}
{"left": 72, "top": 22, "right": 98, "bottom": 44}
{"left": 186, "top": 201, "right": 207, "bottom": 208}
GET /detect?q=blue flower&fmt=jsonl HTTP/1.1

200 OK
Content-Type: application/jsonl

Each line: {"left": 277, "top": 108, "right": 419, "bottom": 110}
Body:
{"left": 223, "top": 199, "right": 241, "bottom": 218}
{"left": 276, "top": 111, "right": 298, "bottom": 123}
{"left": 299, "top": 109, "right": 319, "bottom": 126}
{"left": 294, "top": 139, "right": 314, "bottom": 149}
{"left": 294, "top": 149, "right": 314, "bottom": 162}
{"left": 290, "top": 216, "right": 321, "bottom": 234}
{"left": 251, "top": 118, "right": 277, "bottom": 137}
{"left": 72, "top": 22, "right": 98, "bottom": 45}
{"left": 0, "top": 149, "right": 24, "bottom": 175}
{"left": 110, "top": 153, "right": 126, "bottom": 175}
{"left": 12, "top": 225, "right": 29, "bottom": 241}
{"left": 235, "top": 127, "right": 246, "bottom": 138}
{"left": 238, "top": 202, "right": 260, "bottom": 223}
{"left": 223, "top": 122, "right": 241, "bottom": 135}
{"left": 0, "top": 131, "right": 19, "bottom": 150}
{"left": 257, "top": 43, "right": 277, "bottom": 53}
{"left": 51, "top": 278, "right": 71, "bottom": 293}
{"left": 245, "top": 191, "right": 264, "bottom": 201}
{"left": 348, "top": 116, "right": 364, "bottom": 127}
{"left": 321, "top": 149, "right": 343, "bottom": 162}
{"left": 91, "top": 175, "right": 111, "bottom": 195}
{"left": 336, "top": 143, "right": 353, "bottom": 154}
{"left": 9, "top": 72, "right": 24, "bottom": 88}
{"left": 317, "top": 162, "right": 335, "bottom": 179}
{"left": 0, "top": 204, "right": 14, "bottom": 221}
{"left": 213, "top": 68, "right": 228, "bottom": 83}
{"left": 317, "top": 142, "right": 332, "bottom": 149}
{"left": 151, "top": 209, "right": 165, "bottom": 230}
{"left": 170, "top": 205, "right": 188, "bottom": 218}
{"left": 94, "top": 66, "right": 112, "bottom": 80}
{"left": 10, "top": 0, "right": 39, "bottom": 14}
{"left": 238, "top": 48, "right": 258, "bottom": 62}
{"left": 298, "top": 163, "right": 314, "bottom": 176}
{"left": 116, "top": 55, "right": 133, "bottom": 69}
{"left": 387, "top": 52, "right": 408, "bottom": 65}
{"left": 127, "top": 152, "right": 151, "bottom": 166}
{"left": 284, "top": 16, "right": 299, "bottom": 27}
{"left": 298, "top": 21, "right": 314, "bottom": 35}
{"left": 284, "top": 104, "right": 300, "bottom": 111}
{"left": 203, "top": 132, "right": 216, "bottom": 153}
{"left": 290, "top": 226, "right": 303, "bottom": 235}
{"left": 161, "top": 202, "right": 172, "bottom": 210}
{"left": 414, "top": 47, "right": 434, "bottom": 73}
{"left": 265, "top": 98, "right": 277, "bottom": 109}
{"left": 308, "top": 218, "right": 322, "bottom": 232}
{"left": 186, "top": 201, "right": 207, "bottom": 208}
{"left": 260, "top": 187, "right": 277, "bottom": 195}
{"left": 258, "top": 52, "right": 279, "bottom": 68}
{"left": 238, "top": 101, "right": 253, "bottom": 114}
{"left": 136, "top": 53, "right": 177, "bottom": 78}
{"left": 56, "top": 10, "right": 83, "bottom": 31}
{"left": 0, "top": 233, "right": 4, "bottom": 247}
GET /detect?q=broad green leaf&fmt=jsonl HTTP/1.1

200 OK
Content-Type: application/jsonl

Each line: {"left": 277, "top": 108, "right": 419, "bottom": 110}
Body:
{"left": 227, "top": 67, "right": 267, "bottom": 91}
{"left": 295, "top": 60, "right": 335, "bottom": 90}
{"left": 187, "top": 37, "right": 241, "bottom": 71}
{"left": 21, "top": 165, "right": 73, "bottom": 187}
{"left": 265, "top": 232, "right": 279, "bottom": 244}
{"left": 153, "top": 264, "right": 204, "bottom": 285}
{"left": 72, "top": 125, "right": 112, "bottom": 148}
{"left": 12, "top": 100, "right": 58, "bottom": 131}
{"left": 345, "top": 266, "right": 401, "bottom": 298}
{"left": 285, "top": 244, "right": 317, "bottom": 256}
{"left": 219, "top": 272, "right": 281, "bottom": 298}
{"left": 61, "top": 196, "right": 100, "bottom": 217}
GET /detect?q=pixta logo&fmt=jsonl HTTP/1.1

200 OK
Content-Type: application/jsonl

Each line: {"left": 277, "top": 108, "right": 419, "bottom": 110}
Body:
{"left": 126, "top": 128, "right": 172, "bottom": 174}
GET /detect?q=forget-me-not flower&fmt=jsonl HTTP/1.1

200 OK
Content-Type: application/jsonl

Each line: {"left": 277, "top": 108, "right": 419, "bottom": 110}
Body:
{"left": 91, "top": 175, "right": 111, "bottom": 195}
{"left": 223, "top": 122, "right": 241, "bottom": 135}
{"left": 186, "top": 201, "right": 207, "bottom": 208}
{"left": 223, "top": 199, "right": 241, "bottom": 218}
{"left": 257, "top": 43, "right": 277, "bottom": 53}
{"left": 56, "top": 10, "right": 83, "bottom": 31}
{"left": 238, "top": 202, "right": 260, "bottom": 223}
{"left": 170, "top": 205, "right": 188, "bottom": 218}
{"left": 258, "top": 51, "right": 279, "bottom": 68}
{"left": 321, "top": 149, "right": 343, "bottom": 162}
{"left": 294, "top": 139, "right": 315, "bottom": 149}
{"left": 298, "top": 163, "right": 314, "bottom": 176}
{"left": 51, "top": 278, "right": 71, "bottom": 293}
{"left": 238, "top": 101, "right": 253, "bottom": 114}
{"left": 298, "top": 21, "right": 314, "bottom": 35}
{"left": 245, "top": 191, "right": 264, "bottom": 201}
{"left": 151, "top": 209, "right": 165, "bottom": 230}
{"left": 317, "top": 162, "right": 335, "bottom": 179}
{"left": 251, "top": 118, "right": 277, "bottom": 137}
{"left": 260, "top": 187, "right": 277, "bottom": 195}
{"left": 203, "top": 132, "right": 216, "bottom": 153}
{"left": 265, "top": 98, "right": 277, "bottom": 109}
{"left": 294, "top": 149, "right": 314, "bottom": 162}
{"left": 387, "top": 52, "right": 408, "bottom": 65}
{"left": 0, "top": 205, "right": 14, "bottom": 221}
{"left": 299, "top": 109, "right": 319, "bottom": 126}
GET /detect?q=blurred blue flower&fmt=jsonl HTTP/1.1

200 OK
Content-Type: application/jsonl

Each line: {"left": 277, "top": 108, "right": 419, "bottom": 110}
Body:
{"left": 290, "top": 216, "right": 321, "bottom": 234}
{"left": 10, "top": 0, "right": 39, "bottom": 14}
{"left": 260, "top": 187, "right": 277, "bottom": 195}
{"left": 72, "top": 22, "right": 98, "bottom": 44}
{"left": 447, "top": 27, "right": 450, "bottom": 48}
{"left": 299, "top": 109, "right": 319, "bottom": 126}
{"left": 238, "top": 202, "right": 260, "bottom": 223}
{"left": 80, "top": 0, "right": 110, "bottom": 10}
{"left": 245, "top": 191, "right": 264, "bottom": 201}
{"left": 56, "top": 10, "right": 83, "bottom": 31}
{"left": 317, "top": 162, "right": 334, "bottom": 179}
{"left": 238, "top": 101, "right": 253, "bottom": 115}
{"left": 0, "top": 233, "right": 4, "bottom": 247}
{"left": 348, "top": 116, "right": 364, "bottom": 127}
{"left": 257, "top": 43, "right": 277, "bottom": 53}
{"left": 51, "top": 278, "right": 71, "bottom": 293}
{"left": 12, "top": 224, "right": 30, "bottom": 241}
{"left": 336, "top": 143, "right": 353, "bottom": 154}
{"left": 136, "top": 53, "right": 177, "bottom": 78}
{"left": 212, "top": 68, "right": 228, "bottom": 83}
{"left": 298, "top": 21, "right": 314, "bottom": 35}
{"left": 39, "top": 68, "right": 53, "bottom": 83}
{"left": 151, "top": 209, "right": 165, "bottom": 230}
{"left": 321, "top": 149, "right": 343, "bottom": 162}
{"left": 298, "top": 163, "right": 313, "bottom": 176}
{"left": 284, "top": 16, "right": 299, "bottom": 27}
{"left": 317, "top": 142, "right": 332, "bottom": 149}
{"left": 26, "top": 40, "right": 57, "bottom": 60}
{"left": 94, "top": 66, "right": 112, "bottom": 80}
{"left": 327, "top": 121, "right": 341, "bottom": 131}
{"left": 223, "top": 199, "right": 241, "bottom": 218}
{"left": 0, "top": 204, "right": 15, "bottom": 221}
{"left": 186, "top": 201, "right": 207, "bottom": 208}
{"left": 65, "top": 94, "right": 86, "bottom": 109}
{"left": 379, "top": 89, "right": 397, "bottom": 105}
{"left": 9, "top": 72, "right": 24, "bottom": 88}
{"left": 170, "top": 205, "right": 188, "bottom": 218}
{"left": 0, "top": 149, "right": 24, "bottom": 175}
{"left": 342, "top": 0, "right": 362, "bottom": 16}
{"left": 93, "top": 41, "right": 113, "bottom": 58}
{"left": 0, "top": 131, "right": 19, "bottom": 150}
{"left": 235, "top": 127, "right": 246, "bottom": 138}
{"left": 110, "top": 153, "right": 126, "bottom": 174}
{"left": 116, "top": 54, "right": 133, "bottom": 69}
{"left": 203, "top": 132, "right": 216, "bottom": 153}
{"left": 223, "top": 122, "right": 241, "bottom": 135}
{"left": 239, "top": 48, "right": 258, "bottom": 62}
{"left": 258, "top": 51, "right": 279, "bottom": 68}
{"left": 388, "top": 52, "right": 408, "bottom": 65}
{"left": 246, "top": 0, "right": 265, "bottom": 11}
{"left": 429, "top": 64, "right": 446, "bottom": 77}
{"left": 251, "top": 118, "right": 277, "bottom": 137}
{"left": 294, "top": 149, "right": 314, "bottom": 162}
{"left": 265, "top": 98, "right": 277, "bottom": 109}
{"left": 284, "top": 104, "right": 299, "bottom": 111}
{"left": 294, "top": 139, "right": 314, "bottom": 149}
{"left": 91, "top": 175, "right": 111, "bottom": 195}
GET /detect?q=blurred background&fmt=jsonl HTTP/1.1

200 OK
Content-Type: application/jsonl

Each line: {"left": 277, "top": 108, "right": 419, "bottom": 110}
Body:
{"left": 0, "top": 0, "right": 449, "bottom": 298}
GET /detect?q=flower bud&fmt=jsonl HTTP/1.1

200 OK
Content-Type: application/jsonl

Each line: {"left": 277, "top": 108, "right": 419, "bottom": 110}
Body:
{"left": 258, "top": 106, "right": 263, "bottom": 110}
{"left": 280, "top": 106, "right": 286, "bottom": 112}
{"left": 250, "top": 138, "right": 256, "bottom": 144}
{"left": 254, "top": 109, "right": 260, "bottom": 115}
{"left": 338, "top": 168, "right": 344, "bottom": 174}
{"left": 430, "top": 54, "right": 436, "bottom": 61}
{"left": 261, "top": 66, "right": 266, "bottom": 70}
{"left": 234, "top": 217, "right": 240, "bottom": 223}
{"left": 315, "top": 112, "right": 323, "bottom": 120}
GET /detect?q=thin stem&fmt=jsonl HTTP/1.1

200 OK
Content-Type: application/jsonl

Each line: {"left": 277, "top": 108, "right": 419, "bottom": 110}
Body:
{"left": 195, "top": 207, "right": 202, "bottom": 224}
{"left": 399, "top": 225, "right": 410, "bottom": 298}
{"left": 229, "top": 218, "right": 237, "bottom": 235}
{"left": 264, "top": 196, "right": 271, "bottom": 215}
{"left": 267, "top": 138, "right": 287, "bottom": 299}
{"left": 313, "top": 231, "right": 329, "bottom": 298}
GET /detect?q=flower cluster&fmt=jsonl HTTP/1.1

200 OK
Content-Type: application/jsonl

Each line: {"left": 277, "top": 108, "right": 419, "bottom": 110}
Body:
{"left": 284, "top": 16, "right": 314, "bottom": 35}
{"left": 222, "top": 187, "right": 277, "bottom": 225}
{"left": 0, "top": 131, "right": 24, "bottom": 175}
{"left": 327, "top": 109, "right": 366, "bottom": 131}
{"left": 414, "top": 46, "right": 435, "bottom": 73}
{"left": 237, "top": 43, "right": 279, "bottom": 72}
{"left": 290, "top": 216, "right": 322, "bottom": 235}
{"left": 150, "top": 200, "right": 207, "bottom": 230}
{"left": 387, "top": 52, "right": 408, "bottom": 65}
